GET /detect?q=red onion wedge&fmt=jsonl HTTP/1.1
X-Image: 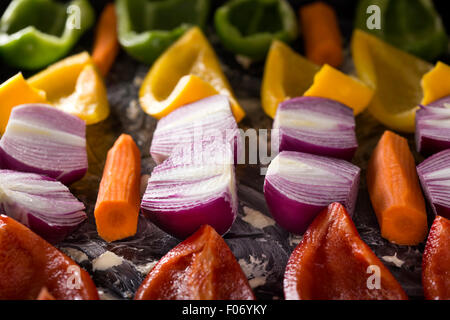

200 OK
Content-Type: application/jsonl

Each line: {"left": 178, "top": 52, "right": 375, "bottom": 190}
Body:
{"left": 150, "top": 95, "right": 241, "bottom": 165}
{"left": 0, "top": 104, "right": 88, "bottom": 185}
{"left": 0, "top": 170, "right": 86, "bottom": 243}
{"left": 416, "top": 95, "right": 450, "bottom": 155}
{"left": 273, "top": 97, "right": 357, "bottom": 161}
{"left": 141, "top": 141, "right": 237, "bottom": 239}
{"left": 417, "top": 149, "right": 450, "bottom": 219}
{"left": 264, "top": 151, "right": 360, "bottom": 234}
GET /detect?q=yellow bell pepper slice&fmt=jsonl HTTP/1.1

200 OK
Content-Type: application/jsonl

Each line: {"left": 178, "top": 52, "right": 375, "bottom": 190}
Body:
{"left": 261, "top": 40, "right": 320, "bottom": 118}
{"left": 304, "top": 64, "right": 374, "bottom": 115}
{"left": 421, "top": 61, "right": 450, "bottom": 105}
{"left": 28, "top": 52, "right": 110, "bottom": 125}
{"left": 0, "top": 73, "right": 48, "bottom": 134}
{"left": 351, "top": 30, "right": 432, "bottom": 133}
{"left": 139, "top": 27, "right": 245, "bottom": 122}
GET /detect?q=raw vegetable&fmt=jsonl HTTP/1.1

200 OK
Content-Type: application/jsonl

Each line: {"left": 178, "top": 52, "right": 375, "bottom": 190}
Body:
{"left": 415, "top": 96, "right": 450, "bottom": 155}
{"left": 303, "top": 64, "right": 374, "bottom": 115}
{"left": 0, "top": 73, "right": 47, "bottom": 134}
{"left": 0, "top": 0, "right": 95, "bottom": 69}
{"left": 0, "top": 215, "right": 98, "bottom": 300}
{"left": 135, "top": 225, "right": 255, "bottom": 300}
{"left": 367, "top": 131, "right": 427, "bottom": 245}
{"left": 261, "top": 40, "right": 320, "bottom": 118}
{"left": 421, "top": 61, "right": 450, "bottom": 106}
{"left": 0, "top": 170, "right": 86, "bottom": 243}
{"left": 299, "top": 1, "right": 343, "bottom": 68}
{"left": 94, "top": 134, "right": 141, "bottom": 242}
{"left": 214, "top": 0, "right": 298, "bottom": 60}
{"left": 422, "top": 216, "right": 450, "bottom": 300}
{"left": 92, "top": 3, "right": 119, "bottom": 76}
{"left": 139, "top": 27, "right": 245, "bottom": 122}
{"left": 36, "top": 287, "right": 55, "bottom": 300}
{"left": 284, "top": 202, "right": 408, "bottom": 300}
{"left": 264, "top": 151, "right": 360, "bottom": 234}
{"left": 0, "top": 104, "right": 88, "bottom": 185}
{"left": 417, "top": 149, "right": 450, "bottom": 220}
{"left": 273, "top": 97, "right": 357, "bottom": 160}
{"left": 141, "top": 141, "right": 237, "bottom": 239}
{"left": 150, "top": 95, "right": 241, "bottom": 165}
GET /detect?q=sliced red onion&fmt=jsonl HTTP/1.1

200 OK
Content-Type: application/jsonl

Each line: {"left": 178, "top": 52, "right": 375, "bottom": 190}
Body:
{"left": 141, "top": 141, "right": 237, "bottom": 239}
{"left": 0, "top": 170, "right": 86, "bottom": 243}
{"left": 0, "top": 104, "right": 87, "bottom": 185}
{"left": 417, "top": 149, "right": 450, "bottom": 219}
{"left": 150, "top": 95, "right": 241, "bottom": 165}
{"left": 264, "top": 151, "right": 360, "bottom": 234}
{"left": 416, "top": 96, "right": 450, "bottom": 155}
{"left": 273, "top": 97, "right": 357, "bottom": 161}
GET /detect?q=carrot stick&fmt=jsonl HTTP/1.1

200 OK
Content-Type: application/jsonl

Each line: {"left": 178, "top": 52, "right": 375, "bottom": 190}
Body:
{"left": 92, "top": 3, "right": 119, "bottom": 76}
{"left": 94, "top": 134, "right": 141, "bottom": 242}
{"left": 299, "top": 1, "right": 343, "bottom": 68}
{"left": 367, "top": 130, "right": 428, "bottom": 245}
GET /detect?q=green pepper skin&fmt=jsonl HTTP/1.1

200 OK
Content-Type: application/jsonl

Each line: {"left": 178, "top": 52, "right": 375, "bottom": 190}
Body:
{"left": 0, "top": 0, "right": 94, "bottom": 70}
{"left": 355, "top": 0, "right": 448, "bottom": 61}
{"left": 214, "top": 0, "right": 298, "bottom": 60}
{"left": 116, "top": 0, "right": 210, "bottom": 65}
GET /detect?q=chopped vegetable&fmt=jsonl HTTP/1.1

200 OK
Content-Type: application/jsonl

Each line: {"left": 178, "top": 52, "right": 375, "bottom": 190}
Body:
{"left": 421, "top": 61, "right": 450, "bottom": 105}
{"left": 273, "top": 97, "right": 357, "bottom": 160}
{"left": 92, "top": 3, "right": 119, "bottom": 76}
{"left": 214, "top": 0, "right": 298, "bottom": 60}
{"left": 0, "top": 73, "right": 47, "bottom": 134}
{"left": 0, "top": 104, "right": 88, "bottom": 185}
{"left": 261, "top": 40, "right": 320, "bottom": 118}
{"left": 141, "top": 141, "right": 237, "bottom": 239}
{"left": 415, "top": 96, "right": 450, "bottom": 155}
{"left": 150, "top": 95, "right": 241, "bottom": 164}
{"left": 139, "top": 27, "right": 245, "bottom": 122}
{"left": 304, "top": 64, "right": 374, "bottom": 115}
{"left": 94, "top": 134, "right": 141, "bottom": 242}
{"left": 422, "top": 216, "right": 450, "bottom": 300}
{"left": 0, "top": 215, "right": 98, "bottom": 300}
{"left": 0, "top": 170, "right": 86, "bottom": 243}
{"left": 135, "top": 225, "right": 255, "bottom": 300}
{"left": 367, "top": 131, "right": 427, "bottom": 245}
{"left": 36, "top": 287, "right": 55, "bottom": 300}
{"left": 284, "top": 203, "right": 408, "bottom": 300}
{"left": 417, "top": 149, "right": 450, "bottom": 220}
{"left": 264, "top": 151, "right": 360, "bottom": 234}
{"left": 299, "top": 1, "right": 343, "bottom": 67}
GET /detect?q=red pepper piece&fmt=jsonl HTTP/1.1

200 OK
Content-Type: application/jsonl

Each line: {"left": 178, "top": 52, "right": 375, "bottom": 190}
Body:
{"left": 134, "top": 225, "right": 255, "bottom": 300}
{"left": 0, "top": 215, "right": 99, "bottom": 300}
{"left": 284, "top": 203, "right": 408, "bottom": 300}
{"left": 422, "top": 216, "right": 450, "bottom": 300}
{"left": 36, "top": 287, "right": 55, "bottom": 300}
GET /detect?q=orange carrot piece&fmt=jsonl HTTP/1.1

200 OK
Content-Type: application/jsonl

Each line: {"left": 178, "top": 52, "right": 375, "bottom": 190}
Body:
{"left": 36, "top": 287, "right": 56, "bottom": 300}
{"left": 92, "top": 3, "right": 119, "bottom": 76}
{"left": 367, "top": 131, "right": 428, "bottom": 245}
{"left": 299, "top": 1, "right": 343, "bottom": 68}
{"left": 94, "top": 134, "right": 141, "bottom": 242}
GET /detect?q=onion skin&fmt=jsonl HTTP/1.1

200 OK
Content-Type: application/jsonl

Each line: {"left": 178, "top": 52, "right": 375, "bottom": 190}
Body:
{"left": 0, "top": 104, "right": 88, "bottom": 185}
{"left": 273, "top": 97, "right": 357, "bottom": 161}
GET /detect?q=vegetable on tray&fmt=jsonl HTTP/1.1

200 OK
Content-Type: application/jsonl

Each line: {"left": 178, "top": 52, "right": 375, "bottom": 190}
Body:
{"left": 0, "top": 0, "right": 95, "bottom": 70}
{"left": 135, "top": 225, "right": 255, "bottom": 300}
{"left": 367, "top": 131, "right": 427, "bottom": 245}
{"left": 273, "top": 96, "right": 357, "bottom": 160}
{"left": 421, "top": 61, "right": 450, "bottom": 106}
{"left": 284, "top": 203, "right": 408, "bottom": 300}
{"left": 264, "top": 151, "right": 360, "bottom": 234}
{"left": 0, "top": 215, "right": 98, "bottom": 300}
{"left": 94, "top": 134, "right": 141, "bottom": 243}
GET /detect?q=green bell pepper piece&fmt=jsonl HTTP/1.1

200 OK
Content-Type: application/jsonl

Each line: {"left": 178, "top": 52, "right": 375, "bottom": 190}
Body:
{"left": 355, "top": 0, "right": 448, "bottom": 61}
{"left": 214, "top": 0, "right": 298, "bottom": 60}
{"left": 0, "top": 0, "right": 95, "bottom": 70}
{"left": 116, "top": 0, "right": 210, "bottom": 65}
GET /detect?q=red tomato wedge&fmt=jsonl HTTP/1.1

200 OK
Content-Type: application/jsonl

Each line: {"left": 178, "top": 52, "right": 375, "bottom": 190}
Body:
{"left": 422, "top": 216, "right": 450, "bottom": 300}
{"left": 284, "top": 203, "right": 408, "bottom": 300}
{"left": 134, "top": 225, "right": 255, "bottom": 300}
{"left": 0, "top": 215, "right": 99, "bottom": 300}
